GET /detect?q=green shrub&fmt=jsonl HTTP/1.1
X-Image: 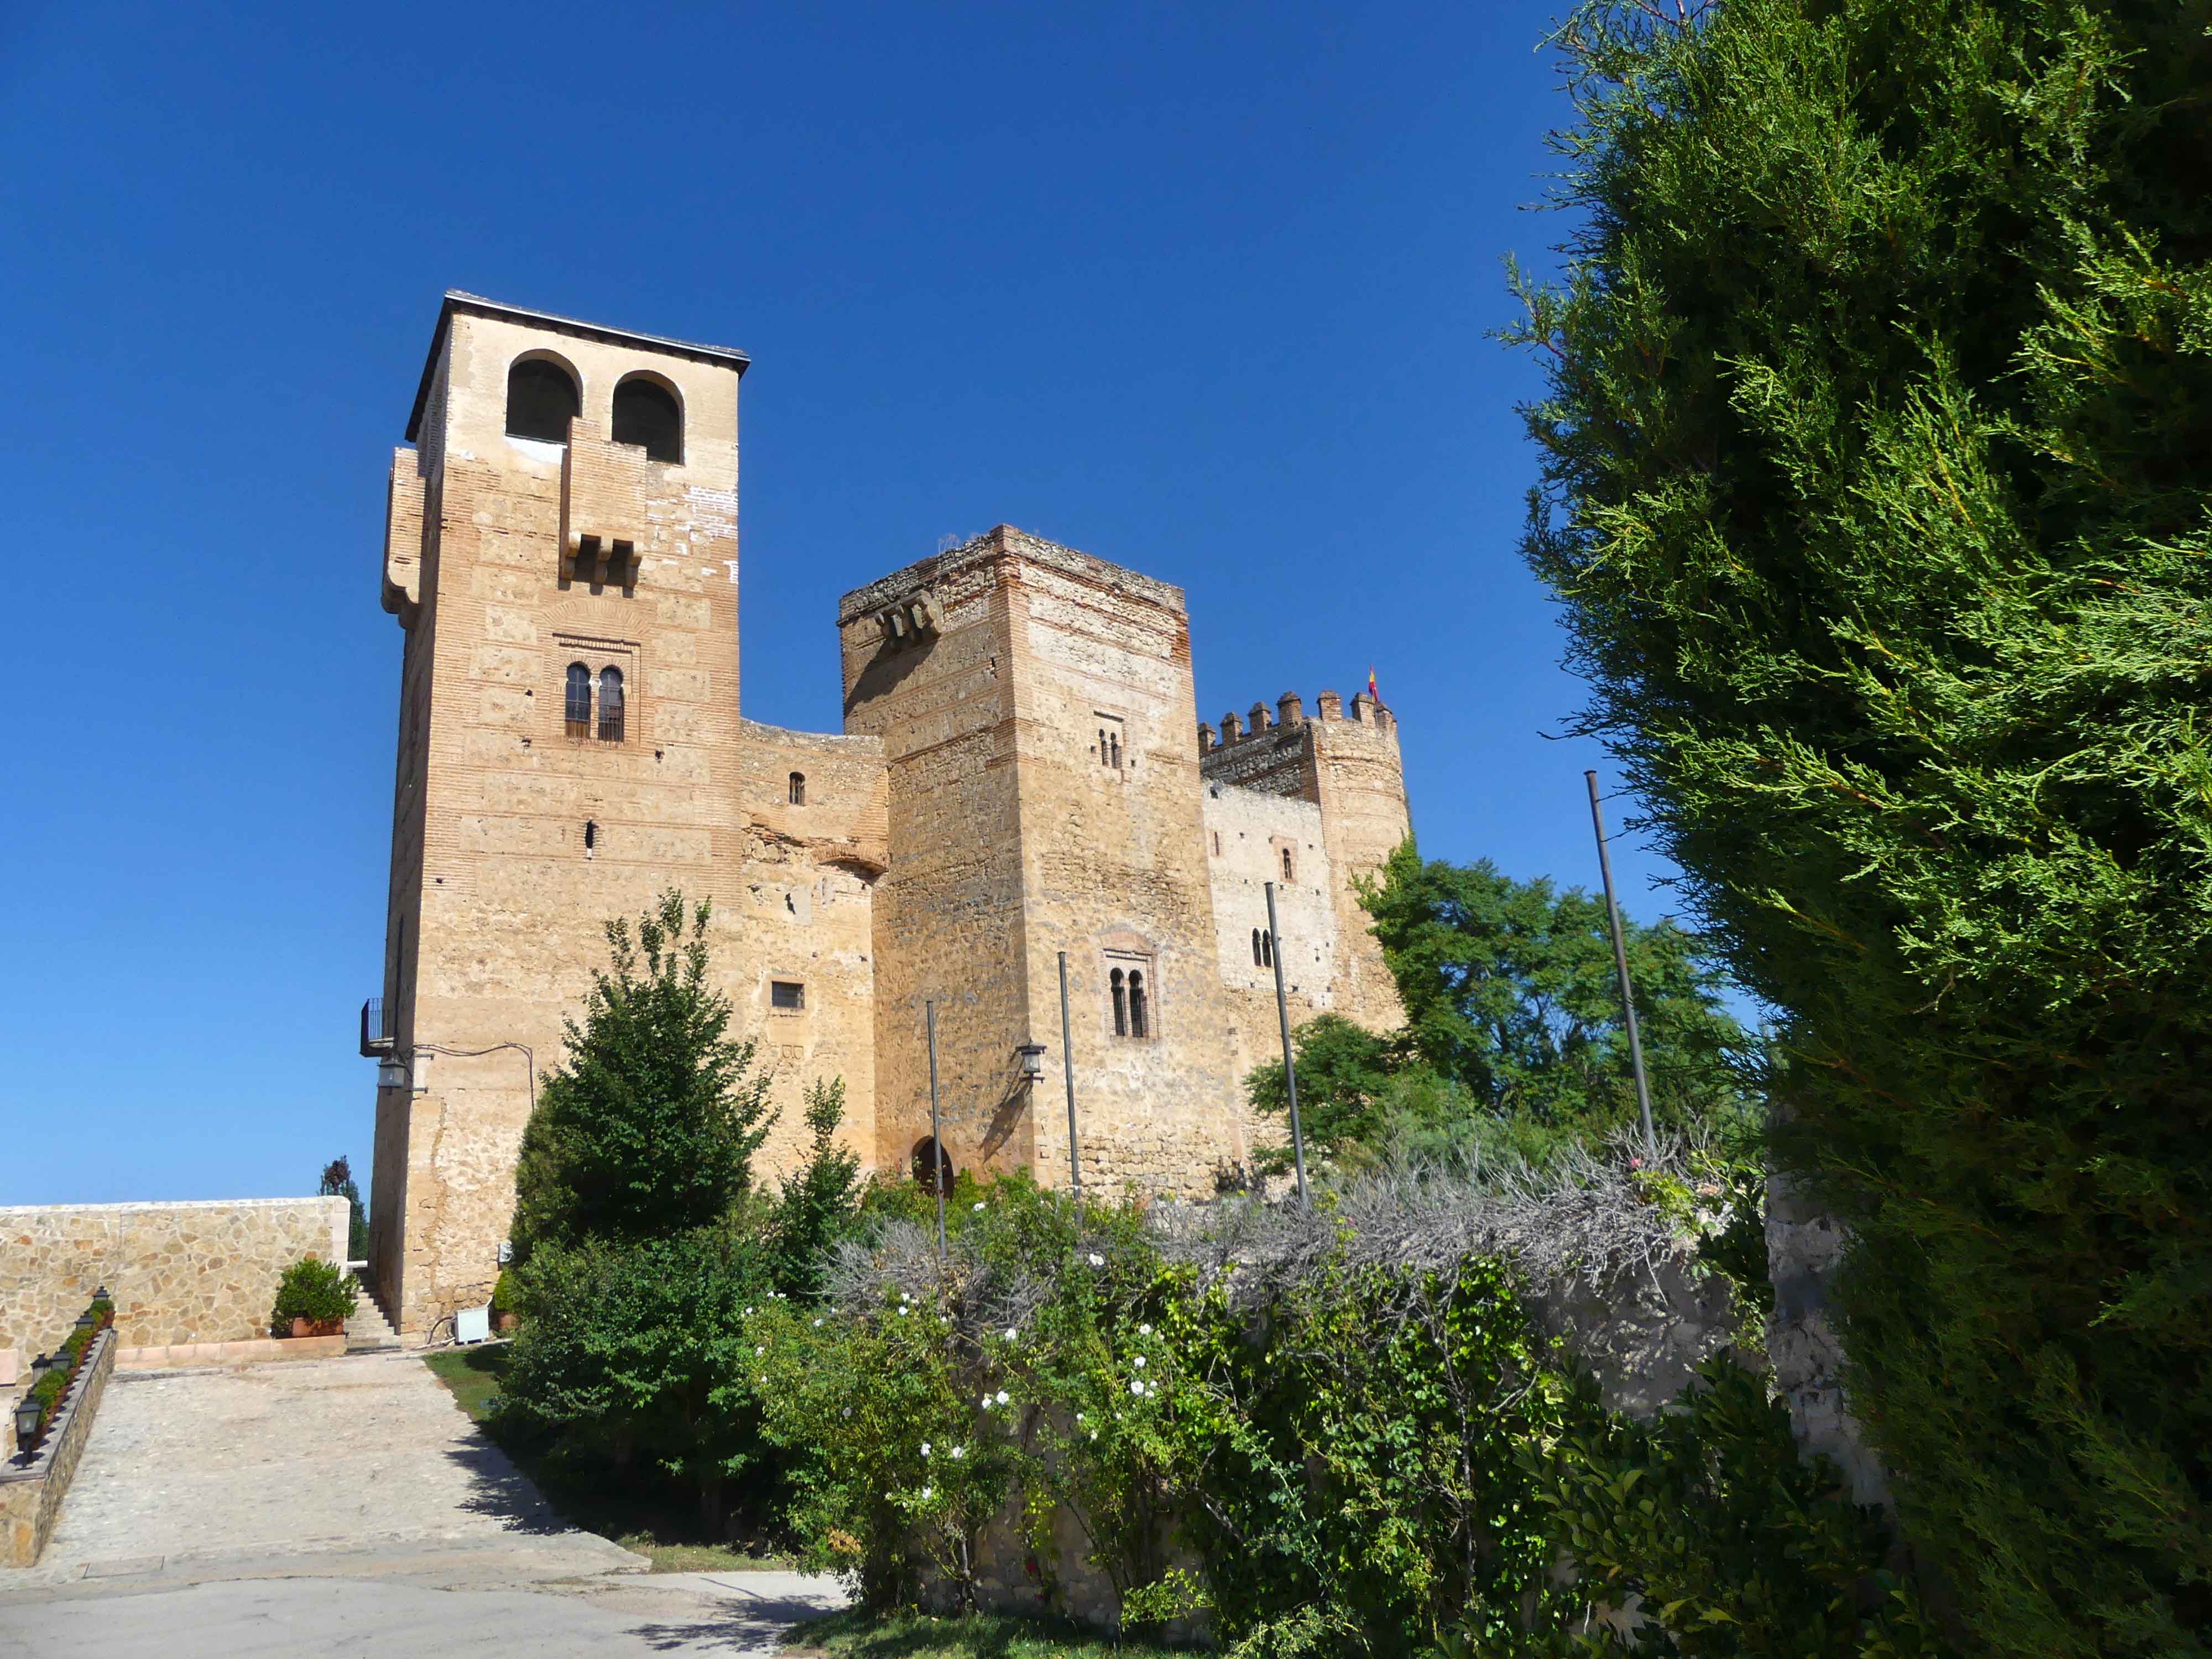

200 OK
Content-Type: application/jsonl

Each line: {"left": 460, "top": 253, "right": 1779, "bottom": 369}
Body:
{"left": 489, "top": 1269, "right": 519, "bottom": 1318}
{"left": 501, "top": 1224, "right": 775, "bottom": 1530}
{"left": 270, "top": 1257, "right": 358, "bottom": 1333}
{"left": 510, "top": 890, "right": 775, "bottom": 1261}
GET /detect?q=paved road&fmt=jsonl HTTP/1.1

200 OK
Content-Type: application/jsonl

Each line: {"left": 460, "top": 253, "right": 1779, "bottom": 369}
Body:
{"left": 0, "top": 1351, "right": 845, "bottom": 1655}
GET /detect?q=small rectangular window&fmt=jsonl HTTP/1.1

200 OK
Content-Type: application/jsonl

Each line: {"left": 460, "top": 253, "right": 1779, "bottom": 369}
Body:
{"left": 771, "top": 980, "right": 805, "bottom": 1011}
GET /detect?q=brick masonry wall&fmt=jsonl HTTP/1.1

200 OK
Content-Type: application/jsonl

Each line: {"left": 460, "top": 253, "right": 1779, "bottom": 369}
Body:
{"left": 0, "top": 1199, "right": 347, "bottom": 1354}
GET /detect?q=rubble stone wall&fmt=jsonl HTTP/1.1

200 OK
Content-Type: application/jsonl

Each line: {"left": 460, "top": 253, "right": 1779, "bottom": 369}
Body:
{"left": 0, "top": 1199, "right": 347, "bottom": 1354}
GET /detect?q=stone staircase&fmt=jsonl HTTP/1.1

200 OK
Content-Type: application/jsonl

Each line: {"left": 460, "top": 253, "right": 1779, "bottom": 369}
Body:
{"left": 346, "top": 1280, "right": 403, "bottom": 1353}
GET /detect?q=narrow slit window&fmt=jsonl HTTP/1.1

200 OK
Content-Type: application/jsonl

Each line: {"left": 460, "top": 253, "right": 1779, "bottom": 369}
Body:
{"left": 597, "top": 666, "right": 625, "bottom": 741}
{"left": 771, "top": 980, "right": 805, "bottom": 1010}
{"left": 583, "top": 820, "right": 598, "bottom": 851}
{"left": 1212, "top": 832, "right": 1222, "bottom": 857}
{"left": 1098, "top": 728, "right": 1109, "bottom": 766}
{"left": 1262, "top": 930, "right": 1273, "bottom": 968}
{"left": 1110, "top": 733, "right": 1122, "bottom": 768}
{"left": 789, "top": 772, "right": 806, "bottom": 806}
{"left": 1251, "top": 928, "right": 1263, "bottom": 967}
{"left": 564, "top": 662, "right": 591, "bottom": 737}
{"left": 1128, "top": 971, "right": 1148, "bottom": 1039}
{"left": 1280, "top": 847, "right": 1294, "bottom": 881}
{"left": 1110, "top": 968, "right": 1128, "bottom": 1037}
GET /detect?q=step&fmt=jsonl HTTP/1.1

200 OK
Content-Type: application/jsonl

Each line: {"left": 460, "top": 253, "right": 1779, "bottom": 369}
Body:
{"left": 346, "top": 1280, "right": 404, "bottom": 1353}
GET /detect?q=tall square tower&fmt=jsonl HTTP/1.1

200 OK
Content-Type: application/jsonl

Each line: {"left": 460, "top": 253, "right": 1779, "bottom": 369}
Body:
{"left": 369, "top": 294, "right": 884, "bottom": 1337}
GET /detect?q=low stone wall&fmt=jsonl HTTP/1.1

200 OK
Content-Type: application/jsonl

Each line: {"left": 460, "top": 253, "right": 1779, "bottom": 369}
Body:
{"left": 1, "top": 1327, "right": 116, "bottom": 1567}
{"left": 118, "top": 1334, "right": 347, "bottom": 1370}
{"left": 0, "top": 1198, "right": 349, "bottom": 1355}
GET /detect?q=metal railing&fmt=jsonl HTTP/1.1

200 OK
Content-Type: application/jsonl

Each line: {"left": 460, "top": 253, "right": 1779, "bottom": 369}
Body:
{"left": 359, "top": 998, "right": 396, "bottom": 1058}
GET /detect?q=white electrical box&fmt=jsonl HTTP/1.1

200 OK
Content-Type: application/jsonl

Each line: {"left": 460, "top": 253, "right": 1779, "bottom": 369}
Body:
{"left": 455, "top": 1305, "right": 491, "bottom": 1345}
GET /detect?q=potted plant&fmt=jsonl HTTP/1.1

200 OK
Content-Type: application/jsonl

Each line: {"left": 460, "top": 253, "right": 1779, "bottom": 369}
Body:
{"left": 270, "top": 1258, "right": 359, "bottom": 1339}
{"left": 489, "top": 1269, "right": 520, "bottom": 1333}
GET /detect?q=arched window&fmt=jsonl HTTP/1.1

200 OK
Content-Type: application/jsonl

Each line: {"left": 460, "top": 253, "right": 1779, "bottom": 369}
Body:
{"left": 506, "top": 356, "right": 580, "bottom": 444}
{"left": 1128, "top": 971, "right": 1149, "bottom": 1039}
{"left": 1098, "top": 728, "right": 1109, "bottom": 766}
{"left": 1262, "top": 930, "right": 1273, "bottom": 968}
{"left": 1251, "top": 928, "right": 1264, "bottom": 967}
{"left": 1110, "top": 968, "right": 1128, "bottom": 1037}
{"left": 612, "top": 374, "right": 683, "bottom": 464}
{"left": 564, "top": 662, "right": 591, "bottom": 737}
{"left": 789, "top": 771, "right": 806, "bottom": 806}
{"left": 583, "top": 819, "right": 598, "bottom": 851}
{"left": 597, "top": 666, "right": 624, "bottom": 741}
{"left": 1110, "top": 733, "right": 1122, "bottom": 768}
{"left": 1280, "top": 847, "right": 1295, "bottom": 881}
{"left": 912, "top": 1136, "right": 954, "bottom": 1194}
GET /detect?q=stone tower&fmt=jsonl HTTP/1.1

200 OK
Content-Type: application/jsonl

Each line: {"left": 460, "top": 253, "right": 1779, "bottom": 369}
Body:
{"left": 368, "top": 294, "right": 885, "bottom": 1338}
{"left": 838, "top": 528, "right": 1248, "bottom": 1191}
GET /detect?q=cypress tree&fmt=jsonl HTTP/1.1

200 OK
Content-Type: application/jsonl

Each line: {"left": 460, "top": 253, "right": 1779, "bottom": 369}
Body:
{"left": 1512, "top": 2, "right": 2212, "bottom": 1652}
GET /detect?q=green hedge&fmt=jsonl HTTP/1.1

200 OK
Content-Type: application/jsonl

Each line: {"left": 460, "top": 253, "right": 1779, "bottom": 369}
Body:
{"left": 745, "top": 1173, "right": 1941, "bottom": 1657}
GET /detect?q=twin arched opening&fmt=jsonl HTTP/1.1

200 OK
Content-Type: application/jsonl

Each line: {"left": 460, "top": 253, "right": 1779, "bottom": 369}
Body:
{"left": 503, "top": 354, "right": 684, "bottom": 466}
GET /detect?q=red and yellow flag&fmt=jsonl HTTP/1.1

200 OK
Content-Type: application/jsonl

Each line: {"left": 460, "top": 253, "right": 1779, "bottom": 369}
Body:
{"left": 1366, "top": 665, "right": 1379, "bottom": 701}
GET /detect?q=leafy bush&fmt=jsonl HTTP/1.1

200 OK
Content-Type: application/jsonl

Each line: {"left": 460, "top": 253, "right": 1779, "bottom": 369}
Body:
{"left": 1511, "top": 1, "right": 2212, "bottom": 1649}
{"left": 750, "top": 1162, "right": 1926, "bottom": 1656}
{"left": 510, "top": 889, "right": 775, "bottom": 1260}
{"left": 771, "top": 1077, "right": 866, "bottom": 1299}
{"left": 502, "top": 1223, "right": 776, "bottom": 1528}
{"left": 270, "top": 1257, "right": 358, "bottom": 1333}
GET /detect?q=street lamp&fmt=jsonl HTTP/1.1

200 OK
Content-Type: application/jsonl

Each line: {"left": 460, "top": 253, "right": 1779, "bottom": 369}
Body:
{"left": 12, "top": 1397, "right": 40, "bottom": 1452}
{"left": 1016, "top": 1042, "right": 1046, "bottom": 1083}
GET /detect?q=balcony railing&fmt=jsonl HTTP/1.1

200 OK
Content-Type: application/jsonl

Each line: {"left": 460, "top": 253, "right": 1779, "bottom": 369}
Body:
{"left": 359, "top": 998, "right": 397, "bottom": 1058}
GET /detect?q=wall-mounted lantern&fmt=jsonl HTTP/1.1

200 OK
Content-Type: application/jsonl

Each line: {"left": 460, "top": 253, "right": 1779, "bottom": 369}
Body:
{"left": 13, "top": 1396, "right": 40, "bottom": 1451}
{"left": 1016, "top": 1042, "right": 1046, "bottom": 1083}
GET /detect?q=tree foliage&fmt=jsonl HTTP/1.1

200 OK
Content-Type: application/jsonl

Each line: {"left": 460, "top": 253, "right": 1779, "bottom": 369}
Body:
{"left": 1512, "top": 2, "right": 2212, "bottom": 1651}
{"left": 512, "top": 889, "right": 774, "bottom": 1260}
{"left": 772, "top": 1076, "right": 867, "bottom": 1299}
{"left": 319, "top": 1155, "right": 369, "bottom": 1262}
{"left": 1247, "top": 842, "right": 1755, "bottom": 1165}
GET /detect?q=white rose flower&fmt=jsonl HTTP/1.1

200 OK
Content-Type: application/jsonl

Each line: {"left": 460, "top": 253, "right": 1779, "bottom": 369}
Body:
{"left": 995, "top": 1390, "right": 1009, "bottom": 1405}
{"left": 973, "top": 1202, "right": 985, "bottom": 1212}
{"left": 980, "top": 1394, "right": 993, "bottom": 1410}
{"left": 1138, "top": 1323, "right": 1152, "bottom": 1336}
{"left": 1133, "top": 1355, "right": 1146, "bottom": 1368}
{"left": 1087, "top": 1253, "right": 1104, "bottom": 1267}
{"left": 919, "top": 1486, "right": 932, "bottom": 1500}
{"left": 755, "top": 1345, "right": 765, "bottom": 1356}
{"left": 921, "top": 1442, "right": 932, "bottom": 1457}
{"left": 950, "top": 1444, "right": 966, "bottom": 1460}
{"left": 1004, "top": 1327, "right": 1017, "bottom": 1342}
{"left": 813, "top": 1317, "right": 824, "bottom": 1328}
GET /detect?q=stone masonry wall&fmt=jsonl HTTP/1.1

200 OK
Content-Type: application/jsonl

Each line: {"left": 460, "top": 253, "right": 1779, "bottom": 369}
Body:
{"left": 0, "top": 1198, "right": 348, "bottom": 1354}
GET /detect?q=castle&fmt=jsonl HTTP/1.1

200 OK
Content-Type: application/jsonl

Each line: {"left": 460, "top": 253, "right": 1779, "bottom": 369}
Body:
{"left": 365, "top": 293, "right": 1412, "bottom": 1338}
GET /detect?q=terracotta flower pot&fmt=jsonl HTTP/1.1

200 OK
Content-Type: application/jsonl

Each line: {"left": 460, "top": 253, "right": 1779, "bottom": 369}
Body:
{"left": 495, "top": 1312, "right": 518, "bottom": 1333}
{"left": 290, "top": 1317, "right": 312, "bottom": 1338}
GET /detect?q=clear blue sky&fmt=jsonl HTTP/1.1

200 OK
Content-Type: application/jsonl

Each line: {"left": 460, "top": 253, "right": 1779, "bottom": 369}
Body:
{"left": 0, "top": 3, "right": 1686, "bottom": 1206}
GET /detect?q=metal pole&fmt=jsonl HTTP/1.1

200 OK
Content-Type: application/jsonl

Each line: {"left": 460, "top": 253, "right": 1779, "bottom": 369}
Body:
{"left": 1057, "top": 952, "right": 1082, "bottom": 1199}
{"left": 1265, "top": 880, "right": 1310, "bottom": 1205}
{"left": 1586, "top": 771, "right": 1658, "bottom": 1163}
{"left": 925, "top": 1000, "right": 947, "bottom": 1257}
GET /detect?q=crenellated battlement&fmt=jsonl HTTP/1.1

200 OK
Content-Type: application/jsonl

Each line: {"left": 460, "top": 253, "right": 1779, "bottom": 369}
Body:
{"left": 1196, "top": 687, "right": 1395, "bottom": 756}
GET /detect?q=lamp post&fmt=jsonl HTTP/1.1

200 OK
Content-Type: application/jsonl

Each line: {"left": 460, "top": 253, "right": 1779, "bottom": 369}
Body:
{"left": 1585, "top": 770, "right": 1659, "bottom": 1164}
{"left": 1057, "top": 952, "right": 1083, "bottom": 1199}
{"left": 925, "top": 1000, "right": 947, "bottom": 1259}
{"left": 1264, "top": 880, "right": 1310, "bottom": 1206}
{"left": 13, "top": 1396, "right": 40, "bottom": 1453}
